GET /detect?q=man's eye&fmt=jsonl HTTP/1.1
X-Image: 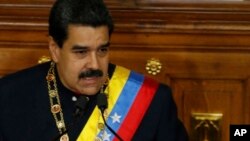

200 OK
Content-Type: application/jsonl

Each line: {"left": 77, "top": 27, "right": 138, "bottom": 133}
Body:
{"left": 100, "top": 47, "right": 108, "bottom": 52}
{"left": 98, "top": 47, "right": 109, "bottom": 56}
{"left": 73, "top": 50, "right": 88, "bottom": 58}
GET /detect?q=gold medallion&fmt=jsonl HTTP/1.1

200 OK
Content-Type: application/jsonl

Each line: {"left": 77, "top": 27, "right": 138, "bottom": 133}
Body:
{"left": 95, "top": 137, "right": 102, "bottom": 141}
{"left": 98, "top": 123, "right": 105, "bottom": 130}
{"left": 57, "top": 120, "right": 65, "bottom": 129}
{"left": 60, "top": 134, "right": 69, "bottom": 141}
{"left": 46, "top": 74, "right": 55, "bottom": 81}
{"left": 51, "top": 104, "right": 61, "bottom": 113}
{"left": 103, "top": 109, "right": 109, "bottom": 119}
{"left": 49, "top": 90, "right": 57, "bottom": 97}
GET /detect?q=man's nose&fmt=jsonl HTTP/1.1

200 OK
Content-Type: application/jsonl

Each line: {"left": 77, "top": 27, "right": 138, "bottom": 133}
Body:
{"left": 87, "top": 52, "right": 99, "bottom": 69}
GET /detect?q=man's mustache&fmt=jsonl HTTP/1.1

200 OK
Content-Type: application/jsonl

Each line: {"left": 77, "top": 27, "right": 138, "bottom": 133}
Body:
{"left": 78, "top": 69, "right": 103, "bottom": 79}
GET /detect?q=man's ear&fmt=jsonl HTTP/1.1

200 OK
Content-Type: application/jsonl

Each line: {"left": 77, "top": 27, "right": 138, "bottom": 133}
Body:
{"left": 48, "top": 36, "right": 60, "bottom": 63}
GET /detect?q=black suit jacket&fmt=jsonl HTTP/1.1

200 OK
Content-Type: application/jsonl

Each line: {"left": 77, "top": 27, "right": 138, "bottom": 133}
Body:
{"left": 0, "top": 62, "right": 188, "bottom": 141}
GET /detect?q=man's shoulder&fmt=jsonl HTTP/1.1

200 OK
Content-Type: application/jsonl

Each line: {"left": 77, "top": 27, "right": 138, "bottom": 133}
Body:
{"left": 0, "top": 62, "right": 50, "bottom": 87}
{"left": 112, "top": 63, "right": 171, "bottom": 92}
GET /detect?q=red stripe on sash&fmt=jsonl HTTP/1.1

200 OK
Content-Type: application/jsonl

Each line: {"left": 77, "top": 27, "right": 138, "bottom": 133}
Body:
{"left": 114, "top": 77, "right": 159, "bottom": 141}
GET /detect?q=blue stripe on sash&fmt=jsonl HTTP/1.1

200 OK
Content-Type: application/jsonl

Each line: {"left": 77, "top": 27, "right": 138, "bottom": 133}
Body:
{"left": 97, "top": 71, "right": 144, "bottom": 140}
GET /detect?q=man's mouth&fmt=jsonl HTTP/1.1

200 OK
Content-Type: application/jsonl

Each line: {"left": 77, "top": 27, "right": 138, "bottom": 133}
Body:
{"left": 80, "top": 77, "right": 100, "bottom": 85}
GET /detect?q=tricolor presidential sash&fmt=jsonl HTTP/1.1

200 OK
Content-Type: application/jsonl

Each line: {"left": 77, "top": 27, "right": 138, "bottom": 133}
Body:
{"left": 77, "top": 65, "right": 159, "bottom": 141}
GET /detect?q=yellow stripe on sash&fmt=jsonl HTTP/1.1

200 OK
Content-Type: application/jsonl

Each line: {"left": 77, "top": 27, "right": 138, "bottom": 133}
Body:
{"left": 77, "top": 66, "right": 130, "bottom": 141}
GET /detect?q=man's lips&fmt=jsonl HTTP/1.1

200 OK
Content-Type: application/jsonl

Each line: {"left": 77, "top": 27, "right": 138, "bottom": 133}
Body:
{"left": 80, "top": 77, "right": 99, "bottom": 84}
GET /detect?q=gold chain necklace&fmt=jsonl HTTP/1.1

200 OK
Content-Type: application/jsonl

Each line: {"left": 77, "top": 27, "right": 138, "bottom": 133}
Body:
{"left": 46, "top": 62, "right": 110, "bottom": 141}
{"left": 46, "top": 62, "right": 69, "bottom": 141}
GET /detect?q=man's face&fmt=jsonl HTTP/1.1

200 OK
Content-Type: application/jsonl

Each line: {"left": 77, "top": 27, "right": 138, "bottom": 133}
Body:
{"left": 49, "top": 25, "right": 110, "bottom": 95}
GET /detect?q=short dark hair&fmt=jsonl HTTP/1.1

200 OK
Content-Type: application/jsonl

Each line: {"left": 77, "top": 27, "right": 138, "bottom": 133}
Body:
{"left": 48, "top": 0, "right": 114, "bottom": 47}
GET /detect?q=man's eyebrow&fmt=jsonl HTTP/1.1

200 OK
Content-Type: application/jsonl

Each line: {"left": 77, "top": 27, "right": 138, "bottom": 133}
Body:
{"left": 71, "top": 45, "right": 88, "bottom": 50}
{"left": 101, "top": 42, "right": 110, "bottom": 48}
{"left": 71, "top": 42, "right": 110, "bottom": 50}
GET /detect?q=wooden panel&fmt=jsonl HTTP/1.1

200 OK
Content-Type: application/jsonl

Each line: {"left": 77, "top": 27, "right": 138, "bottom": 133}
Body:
{"left": 0, "top": 47, "right": 49, "bottom": 76}
{"left": 173, "top": 79, "right": 245, "bottom": 141}
{"left": 0, "top": 0, "right": 53, "bottom": 4}
{"left": 111, "top": 33, "right": 250, "bottom": 50}
{"left": 110, "top": 49, "right": 250, "bottom": 80}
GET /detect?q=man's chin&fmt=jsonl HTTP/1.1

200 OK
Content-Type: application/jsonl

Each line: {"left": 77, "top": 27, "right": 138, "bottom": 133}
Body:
{"left": 77, "top": 87, "right": 100, "bottom": 95}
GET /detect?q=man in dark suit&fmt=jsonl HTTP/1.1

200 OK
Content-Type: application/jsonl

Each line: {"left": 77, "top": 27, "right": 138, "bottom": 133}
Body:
{"left": 0, "top": 0, "right": 188, "bottom": 140}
